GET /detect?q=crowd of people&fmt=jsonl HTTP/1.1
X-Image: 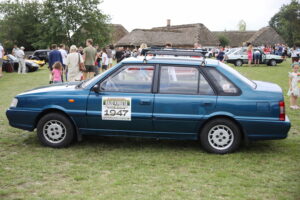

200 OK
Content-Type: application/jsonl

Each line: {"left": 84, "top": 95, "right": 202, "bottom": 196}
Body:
{"left": 47, "top": 40, "right": 116, "bottom": 83}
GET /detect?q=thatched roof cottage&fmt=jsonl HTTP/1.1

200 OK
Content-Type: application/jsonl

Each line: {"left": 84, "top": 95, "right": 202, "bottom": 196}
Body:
{"left": 213, "top": 26, "right": 285, "bottom": 47}
{"left": 116, "top": 22, "right": 219, "bottom": 48}
{"left": 213, "top": 31, "right": 256, "bottom": 47}
{"left": 110, "top": 24, "right": 129, "bottom": 45}
{"left": 247, "top": 26, "right": 285, "bottom": 46}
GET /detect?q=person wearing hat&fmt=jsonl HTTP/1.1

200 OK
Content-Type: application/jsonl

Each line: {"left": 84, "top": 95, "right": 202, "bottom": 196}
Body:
{"left": 0, "top": 42, "right": 4, "bottom": 78}
{"left": 15, "top": 46, "right": 26, "bottom": 74}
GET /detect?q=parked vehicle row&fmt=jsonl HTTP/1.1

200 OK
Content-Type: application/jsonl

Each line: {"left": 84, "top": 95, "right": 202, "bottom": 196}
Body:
{"left": 225, "top": 47, "right": 284, "bottom": 66}
{"left": 2, "top": 54, "right": 40, "bottom": 73}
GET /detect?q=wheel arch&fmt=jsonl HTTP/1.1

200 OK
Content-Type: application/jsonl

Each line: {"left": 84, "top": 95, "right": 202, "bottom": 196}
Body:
{"left": 34, "top": 108, "right": 81, "bottom": 141}
{"left": 198, "top": 115, "right": 247, "bottom": 142}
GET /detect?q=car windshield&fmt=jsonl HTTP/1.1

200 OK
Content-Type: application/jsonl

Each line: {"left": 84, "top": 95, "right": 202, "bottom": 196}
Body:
{"left": 225, "top": 48, "right": 237, "bottom": 55}
{"left": 219, "top": 62, "right": 257, "bottom": 89}
{"left": 78, "top": 73, "right": 103, "bottom": 88}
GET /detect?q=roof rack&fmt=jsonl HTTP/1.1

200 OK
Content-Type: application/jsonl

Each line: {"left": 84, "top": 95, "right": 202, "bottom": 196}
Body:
{"left": 142, "top": 47, "right": 207, "bottom": 66}
{"left": 144, "top": 48, "right": 207, "bottom": 57}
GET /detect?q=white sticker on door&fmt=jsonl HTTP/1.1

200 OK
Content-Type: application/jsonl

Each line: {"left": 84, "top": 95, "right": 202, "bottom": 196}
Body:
{"left": 102, "top": 97, "right": 131, "bottom": 121}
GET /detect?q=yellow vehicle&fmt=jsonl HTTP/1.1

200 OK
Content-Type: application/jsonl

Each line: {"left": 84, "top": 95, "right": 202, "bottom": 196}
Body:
{"left": 27, "top": 59, "right": 45, "bottom": 67}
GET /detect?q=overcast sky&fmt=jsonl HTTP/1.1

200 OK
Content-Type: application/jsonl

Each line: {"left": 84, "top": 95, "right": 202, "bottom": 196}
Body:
{"left": 101, "top": 0, "right": 291, "bottom": 32}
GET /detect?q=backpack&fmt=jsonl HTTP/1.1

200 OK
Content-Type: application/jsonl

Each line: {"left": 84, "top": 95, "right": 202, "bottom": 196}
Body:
{"left": 5, "top": 63, "right": 14, "bottom": 73}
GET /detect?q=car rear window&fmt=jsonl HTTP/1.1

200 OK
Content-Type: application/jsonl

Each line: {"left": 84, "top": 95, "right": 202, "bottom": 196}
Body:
{"left": 206, "top": 68, "right": 239, "bottom": 95}
{"left": 218, "top": 62, "right": 257, "bottom": 89}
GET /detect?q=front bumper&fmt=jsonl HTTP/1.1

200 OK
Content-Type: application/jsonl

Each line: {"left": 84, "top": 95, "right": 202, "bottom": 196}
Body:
{"left": 6, "top": 108, "right": 40, "bottom": 131}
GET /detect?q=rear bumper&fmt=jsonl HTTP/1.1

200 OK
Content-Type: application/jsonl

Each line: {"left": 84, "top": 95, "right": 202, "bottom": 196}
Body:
{"left": 240, "top": 115, "right": 291, "bottom": 140}
{"left": 6, "top": 108, "right": 40, "bottom": 131}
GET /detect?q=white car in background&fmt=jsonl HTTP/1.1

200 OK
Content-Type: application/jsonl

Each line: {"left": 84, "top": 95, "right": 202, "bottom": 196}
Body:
{"left": 225, "top": 47, "right": 283, "bottom": 66}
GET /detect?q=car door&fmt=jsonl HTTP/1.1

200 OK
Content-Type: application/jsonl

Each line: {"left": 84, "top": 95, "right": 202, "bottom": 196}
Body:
{"left": 153, "top": 65, "right": 217, "bottom": 138}
{"left": 86, "top": 65, "right": 155, "bottom": 134}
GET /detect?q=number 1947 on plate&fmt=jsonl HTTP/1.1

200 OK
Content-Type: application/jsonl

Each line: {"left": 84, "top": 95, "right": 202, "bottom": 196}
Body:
{"left": 102, "top": 97, "right": 131, "bottom": 121}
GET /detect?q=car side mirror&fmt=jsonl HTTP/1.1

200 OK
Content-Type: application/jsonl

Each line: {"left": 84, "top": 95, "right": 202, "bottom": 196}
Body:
{"left": 92, "top": 84, "right": 100, "bottom": 93}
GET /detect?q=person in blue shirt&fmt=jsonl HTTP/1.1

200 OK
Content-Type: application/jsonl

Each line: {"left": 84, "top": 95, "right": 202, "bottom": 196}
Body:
{"left": 278, "top": 44, "right": 283, "bottom": 56}
{"left": 48, "top": 44, "right": 63, "bottom": 83}
{"left": 216, "top": 46, "right": 225, "bottom": 62}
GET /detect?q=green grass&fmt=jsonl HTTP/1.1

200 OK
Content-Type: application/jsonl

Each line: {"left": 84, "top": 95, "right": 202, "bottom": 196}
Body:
{"left": 0, "top": 61, "right": 299, "bottom": 200}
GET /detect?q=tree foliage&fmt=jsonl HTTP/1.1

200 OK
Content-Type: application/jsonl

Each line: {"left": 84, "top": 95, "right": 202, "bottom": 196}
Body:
{"left": 0, "top": 0, "right": 111, "bottom": 50}
{"left": 218, "top": 34, "right": 230, "bottom": 47}
{"left": 0, "top": 0, "right": 43, "bottom": 50}
{"left": 269, "top": 0, "right": 300, "bottom": 46}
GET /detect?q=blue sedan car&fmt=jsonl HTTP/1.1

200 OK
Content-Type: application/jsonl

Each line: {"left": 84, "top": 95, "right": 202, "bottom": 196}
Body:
{"left": 6, "top": 49, "right": 291, "bottom": 154}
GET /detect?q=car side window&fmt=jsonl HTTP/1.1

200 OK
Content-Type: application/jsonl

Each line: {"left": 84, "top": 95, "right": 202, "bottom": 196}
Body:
{"left": 159, "top": 66, "right": 199, "bottom": 94}
{"left": 100, "top": 65, "right": 154, "bottom": 93}
{"left": 199, "top": 73, "right": 214, "bottom": 95}
{"left": 206, "top": 68, "right": 239, "bottom": 95}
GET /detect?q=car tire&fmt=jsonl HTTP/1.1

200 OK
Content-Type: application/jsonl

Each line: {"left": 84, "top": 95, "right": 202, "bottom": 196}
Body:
{"left": 235, "top": 60, "right": 243, "bottom": 66}
{"left": 37, "top": 113, "right": 75, "bottom": 148}
{"left": 269, "top": 59, "right": 277, "bottom": 66}
{"left": 200, "top": 118, "right": 241, "bottom": 154}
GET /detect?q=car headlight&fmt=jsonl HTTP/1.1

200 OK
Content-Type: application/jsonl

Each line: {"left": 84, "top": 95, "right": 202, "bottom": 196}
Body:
{"left": 10, "top": 98, "right": 18, "bottom": 108}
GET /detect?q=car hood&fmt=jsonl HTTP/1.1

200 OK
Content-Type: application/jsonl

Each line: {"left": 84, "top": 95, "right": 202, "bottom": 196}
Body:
{"left": 253, "top": 80, "right": 282, "bottom": 93}
{"left": 18, "top": 82, "right": 81, "bottom": 96}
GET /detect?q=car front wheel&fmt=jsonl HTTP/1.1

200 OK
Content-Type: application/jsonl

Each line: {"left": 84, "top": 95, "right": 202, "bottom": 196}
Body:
{"left": 37, "top": 113, "right": 75, "bottom": 148}
{"left": 235, "top": 60, "right": 243, "bottom": 66}
{"left": 269, "top": 59, "right": 277, "bottom": 66}
{"left": 200, "top": 118, "right": 241, "bottom": 154}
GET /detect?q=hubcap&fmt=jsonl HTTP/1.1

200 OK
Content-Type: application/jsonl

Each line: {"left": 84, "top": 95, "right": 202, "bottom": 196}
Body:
{"left": 208, "top": 125, "right": 234, "bottom": 150}
{"left": 43, "top": 120, "right": 66, "bottom": 144}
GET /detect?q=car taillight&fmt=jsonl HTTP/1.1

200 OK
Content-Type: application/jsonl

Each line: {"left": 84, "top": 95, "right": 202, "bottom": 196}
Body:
{"left": 279, "top": 101, "right": 285, "bottom": 121}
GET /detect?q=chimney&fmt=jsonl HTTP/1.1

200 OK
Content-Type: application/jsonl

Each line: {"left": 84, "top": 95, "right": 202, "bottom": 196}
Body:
{"left": 167, "top": 19, "right": 171, "bottom": 27}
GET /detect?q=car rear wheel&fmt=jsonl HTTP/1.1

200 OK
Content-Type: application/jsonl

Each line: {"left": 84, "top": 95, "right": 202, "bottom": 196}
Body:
{"left": 200, "top": 118, "right": 241, "bottom": 154}
{"left": 235, "top": 60, "right": 243, "bottom": 66}
{"left": 269, "top": 59, "right": 277, "bottom": 66}
{"left": 37, "top": 113, "right": 75, "bottom": 148}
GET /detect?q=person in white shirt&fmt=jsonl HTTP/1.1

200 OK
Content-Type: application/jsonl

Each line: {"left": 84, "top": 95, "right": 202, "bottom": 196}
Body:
{"left": 0, "top": 43, "right": 4, "bottom": 78}
{"left": 291, "top": 46, "right": 299, "bottom": 63}
{"left": 66, "top": 45, "right": 83, "bottom": 82}
{"left": 59, "top": 44, "right": 68, "bottom": 80}
{"left": 15, "top": 46, "right": 26, "bottom": 74}
{"left": 101, "top": 48, "right": 109, "bottom": 72}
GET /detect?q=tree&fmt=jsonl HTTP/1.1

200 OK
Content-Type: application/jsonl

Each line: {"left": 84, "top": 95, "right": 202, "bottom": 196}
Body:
{"left": 0, "top": 0, "right": 111, "bottom": 50}
{"left": 0, "top": 0, "right": 43, "bottom": 50}
{"left": 238, "top": 20, "right": 246, "bottom": 31}
{"left": 40, "top": 0, "right": 111, "bottom": 48}
{"left": 269, "top": 0, "right": 300, "bottom": 46}
{"left": 218, "top": 35, "right": 230, "bottom": 47}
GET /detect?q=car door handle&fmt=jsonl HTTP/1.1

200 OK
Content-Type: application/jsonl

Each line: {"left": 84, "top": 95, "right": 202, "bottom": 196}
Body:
{"left": 203, "top": 101, "right": 213, "bottom": 106}
{"left": 139, "top": 100, "right": 151, "bottom": 105}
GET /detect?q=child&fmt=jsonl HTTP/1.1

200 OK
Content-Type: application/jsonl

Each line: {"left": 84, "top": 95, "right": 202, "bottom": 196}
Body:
{"left": 287, "top": 62, "right": 300, "bottom": 109}
{"left": 52, "top": 62, "right": 63, "bottom": 84}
